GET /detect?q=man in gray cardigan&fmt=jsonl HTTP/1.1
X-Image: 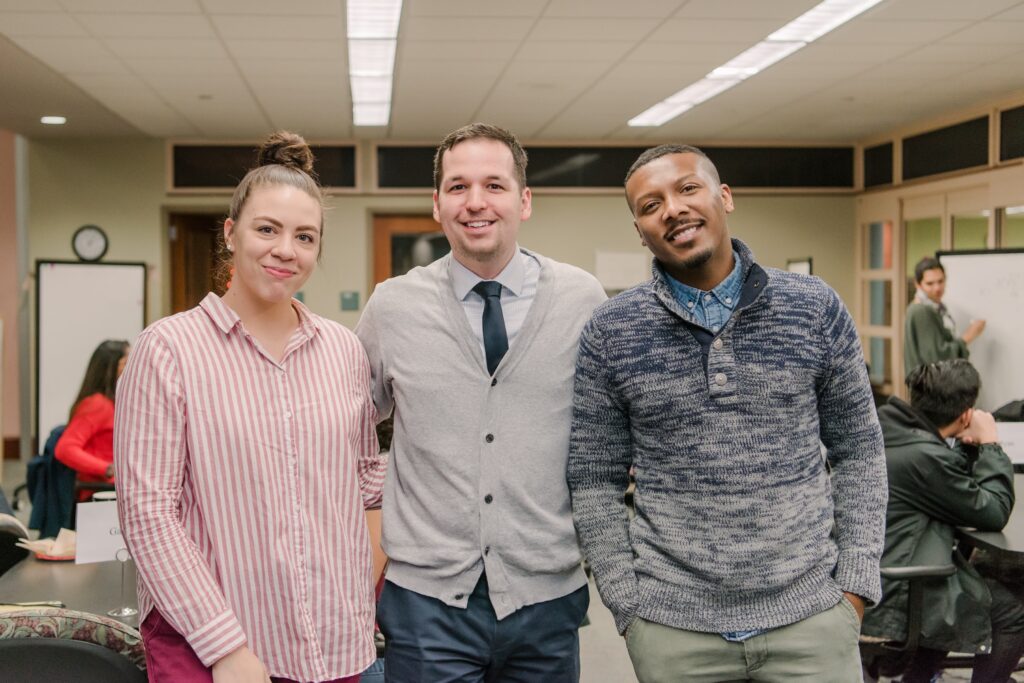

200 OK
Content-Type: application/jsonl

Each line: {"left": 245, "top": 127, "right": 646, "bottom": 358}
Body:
{"left": 356, "top": 123, "right": 606, "bottom": 682}
{"left": 568, "top": 144, "right": 887, "bottom": 681}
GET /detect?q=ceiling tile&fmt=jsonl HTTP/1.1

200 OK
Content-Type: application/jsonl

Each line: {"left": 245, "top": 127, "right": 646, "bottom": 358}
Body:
{"left": 202, "top": 0, "right": 342, "bottom": 15}
{"left": 226, "top": 39, "right": 346, "bottom": 62}
{"left": 944, "top": 20, "right": 1024, "bottom": 43}
{"left": 406, "top": 0, "right": 547, "bottom": 17}
{"left": 625, "top": 41, "right": 752, "bottom": 65}
{"left": 61, "top": 0, "right": 201, "bottom": 13}
{"left": 544, "top": 0, "right": 683, "bottom": 18}
{"left": 0, "top": 12, "right": 87, "bottom": 36}
{"left": 210, "top": 14, "right": 345, "bottom": 41}
{"left": 399, "top": 40, "right": 520, "bottom": 62}
{"left": 646, "top": 19, "right": 791, "bottom": 43}
{"left": 673, "top": 0, "right": 816, "bottom": 20}
{"left": 402, "top": 17, "right": 534, "bottom": 41}
{"left": 528, "top": 17, "right": 661, "bottom": 41}
{"left": 820, "top": 19, "right": 971, "bottom": 44}
{"left": 0, "top": 0, "right": 63, "bottom": 10}
{"left": 75, "top": 13, "right": 214, "bottom": 38}
{"left": 11, "top": 36, "right": 127, "bottom": 73}
{"left": 103, "top": 37, "right": 228, "bottom": 60}
{"left": 868, "top": 0, "right": 1021, "bottom": 20}
{"left": 516, "top": 40, "right": 634, "bottom": 63}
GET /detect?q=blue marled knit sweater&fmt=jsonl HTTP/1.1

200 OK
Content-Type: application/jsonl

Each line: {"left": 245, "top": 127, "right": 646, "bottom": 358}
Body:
{"left": 568, "top": 239, "right": 886, "bottom": 635}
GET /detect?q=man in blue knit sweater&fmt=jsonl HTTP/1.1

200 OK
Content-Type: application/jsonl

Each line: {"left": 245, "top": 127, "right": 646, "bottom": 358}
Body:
{"left": 567, "top": 144, "right": 887, "bottom": 682}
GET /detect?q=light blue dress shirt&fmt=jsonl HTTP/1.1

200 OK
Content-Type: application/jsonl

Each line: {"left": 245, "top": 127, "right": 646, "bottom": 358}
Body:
{"left": 665, "top": 250, "right": 744, "bottom": 333}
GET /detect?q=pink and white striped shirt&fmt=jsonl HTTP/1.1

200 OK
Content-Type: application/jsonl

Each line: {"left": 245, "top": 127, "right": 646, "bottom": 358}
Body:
{"left": 114, "top": 293, "right": 385, "bottom": 681}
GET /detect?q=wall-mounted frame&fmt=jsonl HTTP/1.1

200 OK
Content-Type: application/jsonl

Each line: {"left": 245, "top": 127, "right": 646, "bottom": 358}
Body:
{"left": 786, "top": 257, "right": 813, "bottom": 275}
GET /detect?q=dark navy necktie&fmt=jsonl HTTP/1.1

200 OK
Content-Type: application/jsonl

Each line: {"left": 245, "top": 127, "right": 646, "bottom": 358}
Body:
{"left": 472, "top": 280, "right": 508, "bottom": 375}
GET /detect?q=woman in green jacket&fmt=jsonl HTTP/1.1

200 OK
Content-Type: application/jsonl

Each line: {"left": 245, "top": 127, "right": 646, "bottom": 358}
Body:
{"left": 863, "top": 360, "right": 1024, "bottom": 681}
{"left": 904, "top": 257, "right": 985, "bottom": 373}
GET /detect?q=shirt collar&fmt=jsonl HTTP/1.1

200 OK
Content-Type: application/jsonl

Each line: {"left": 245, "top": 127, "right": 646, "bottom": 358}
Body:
{"left": 914, "top": 288, "right": 945, "bottom": 313}
{"left": 199, "top": 292, "right": 320, "bottom": 339}
{"left": 450, "top": 246, "right": 526, "bottom": 301}
{"left": 664, "top": 249, "right": 744, "bottom": 308}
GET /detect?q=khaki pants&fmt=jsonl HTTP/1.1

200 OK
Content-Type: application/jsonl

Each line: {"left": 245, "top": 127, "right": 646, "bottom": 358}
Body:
{"left": 624, "top": 599, "right": 863, "bottom": 683}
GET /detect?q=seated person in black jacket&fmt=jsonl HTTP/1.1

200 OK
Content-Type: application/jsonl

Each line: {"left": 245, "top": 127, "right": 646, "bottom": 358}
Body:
{"left": 862, "top": 359, "right": 1024, "bottom": 682}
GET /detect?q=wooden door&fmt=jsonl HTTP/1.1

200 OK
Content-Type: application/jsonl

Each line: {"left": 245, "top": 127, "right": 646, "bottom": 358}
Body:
{"left": 169, "top": 212, "right": 223, "bottom": 313}
{"left": 372, "top": 215, "right": 449, "bottom": 287}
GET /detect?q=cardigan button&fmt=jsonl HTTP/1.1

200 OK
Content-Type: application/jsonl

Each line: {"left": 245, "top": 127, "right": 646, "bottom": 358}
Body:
{"left": 485, "top": 434, "right": 494, "bottom": 443}
{"left": 491, "top": 378, "right": 497, "bottom": 386}
{"left": 484, "top": 494, "right": 493, "bottom": 504}
{"left": 714, "top": 373, "right": 727, "bottom": 386}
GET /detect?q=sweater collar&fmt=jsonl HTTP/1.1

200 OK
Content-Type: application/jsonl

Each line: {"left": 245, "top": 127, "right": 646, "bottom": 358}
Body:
{"left": 649, "top": 238, "right": 765, "bottom": 324}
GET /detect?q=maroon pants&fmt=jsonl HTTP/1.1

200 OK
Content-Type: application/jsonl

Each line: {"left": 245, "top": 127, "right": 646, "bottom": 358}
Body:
{"left": 141, "top": 609, "right": 360, "bottom": 683}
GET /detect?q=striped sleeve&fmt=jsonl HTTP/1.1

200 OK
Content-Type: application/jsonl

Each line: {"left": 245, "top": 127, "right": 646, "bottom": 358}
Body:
{"left": 114, "top": 328, "right": 247, "bottom": 666}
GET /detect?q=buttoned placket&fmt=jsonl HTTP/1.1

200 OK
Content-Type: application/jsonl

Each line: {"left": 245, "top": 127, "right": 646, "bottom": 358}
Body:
{"left": 272, "top": 332, "right": 330, "bottom": 678}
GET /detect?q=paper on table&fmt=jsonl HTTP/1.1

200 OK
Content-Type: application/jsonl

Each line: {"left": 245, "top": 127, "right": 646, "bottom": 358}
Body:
{"left": 16, "top": 528, "right": 76, "bottom": 558}
{"left": 997, "top": 422, "right": 1024, "bottom": 467}
{"left": 75, "top": 501, "right": 128, "bottom": 565}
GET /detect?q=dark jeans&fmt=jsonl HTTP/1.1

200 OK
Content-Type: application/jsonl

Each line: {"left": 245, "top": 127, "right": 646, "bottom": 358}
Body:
{"left": 377, "top": 574, "right": 589, "bottom": 683}
{"left": 903, "top": 577, "right": 1024, "bottom": 683}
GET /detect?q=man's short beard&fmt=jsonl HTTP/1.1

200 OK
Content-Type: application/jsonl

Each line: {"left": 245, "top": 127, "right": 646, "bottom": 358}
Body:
{"left": 680, "top": 247, "right": 714, "bottom": 271}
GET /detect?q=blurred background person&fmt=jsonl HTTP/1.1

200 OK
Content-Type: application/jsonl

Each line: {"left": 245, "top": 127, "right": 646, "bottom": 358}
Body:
{"left": 905, "top": 257, "right": 985, "bottom": 374}
{"left": 55, "top": 339, "right": 129, "bottom": 498}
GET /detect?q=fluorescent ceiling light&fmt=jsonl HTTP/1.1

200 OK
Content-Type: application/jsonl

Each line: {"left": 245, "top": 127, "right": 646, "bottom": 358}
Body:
{"left": 708, "top": 41, "right": 804, "bottom": 79}
{"left": 40, "top": 116, "right": 66, "bottom": 125}
{"left": 770, "top": 0, "right": 886, "bottom": 43}
{"left": 628, "top": 0, "right": 884, "bottom": 127}
{"left": 347, "top": 0, "right": 402, "bottom": 127}
{"left": 1005, "top": 206, "right": 1024, "bottom": 216}
{"left": 347, "top": 0, "right": 402, "bottom": 39}
{"left": 349, "top": 40, "right": 397, "bottom": 77}
{"left": 353, "top": 102, "right": 391, "bottom": 127}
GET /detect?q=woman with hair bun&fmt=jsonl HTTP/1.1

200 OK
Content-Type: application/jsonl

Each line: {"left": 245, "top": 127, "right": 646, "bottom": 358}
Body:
{"left": 115, "top": 131, "right": 385, "bottom": 683}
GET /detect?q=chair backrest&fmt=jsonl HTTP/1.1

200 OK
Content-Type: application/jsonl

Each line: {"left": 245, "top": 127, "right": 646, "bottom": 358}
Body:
{"left": 0, "top": 637, "right": 146, "bottom": 682}
{"left": 0, "top": 513, "right": 29, "bottom": 577}
{"left": 27, "top": 425, "right": 76, "bottom": 538}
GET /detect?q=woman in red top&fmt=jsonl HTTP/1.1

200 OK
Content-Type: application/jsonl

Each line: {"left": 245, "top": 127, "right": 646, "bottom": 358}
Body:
{"left": 55, "top": 339, "right": 129, "bottom": 492}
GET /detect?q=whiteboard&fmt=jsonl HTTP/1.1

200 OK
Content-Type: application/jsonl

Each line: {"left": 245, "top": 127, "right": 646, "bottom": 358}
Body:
{"left": 938, "top": 250, "right": 1024, "bottom": 411}
{"left": 36, "top": 261, "right": 146, "bottom": 440}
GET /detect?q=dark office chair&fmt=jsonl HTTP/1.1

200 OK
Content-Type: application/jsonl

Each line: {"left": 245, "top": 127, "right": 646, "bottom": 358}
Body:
{"left": 860, "top": 564, "right": 1024, "bottom": 680}
{"left": 861, "top": 564, "right": 960, "bottom": 679}
{"left": 0, "top": 511, "right": 29, "bottom": 577}
{"left": 0, "top": 637, "right": 146, "bottom": 682}
{"left": 0, "top": 606, "right": 145, "bottom": 682}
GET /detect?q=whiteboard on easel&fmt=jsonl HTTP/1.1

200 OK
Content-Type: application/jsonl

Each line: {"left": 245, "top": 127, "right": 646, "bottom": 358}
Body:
{"left": 36, "top": 261, "right": 146, "bottom": 441}
{"left": 939, "top": 250, "right": 1024, "bottom": 412}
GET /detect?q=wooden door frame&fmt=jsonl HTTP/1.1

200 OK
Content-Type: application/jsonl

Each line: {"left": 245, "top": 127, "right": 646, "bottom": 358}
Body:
{"left": 371, "top": 214, "right": 442, "bottom": 286}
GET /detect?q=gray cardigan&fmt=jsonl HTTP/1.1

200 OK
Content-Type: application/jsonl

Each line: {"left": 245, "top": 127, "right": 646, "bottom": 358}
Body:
{"left": 356, "top": 248, "right": 607, "bottom": 618}
{"left": 568, "top": 239, "right": 887, "bottom": 634}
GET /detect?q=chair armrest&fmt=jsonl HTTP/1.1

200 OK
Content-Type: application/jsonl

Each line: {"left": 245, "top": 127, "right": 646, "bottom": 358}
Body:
{"left": 880, "top": 564, "right": 956, "bottom": 580}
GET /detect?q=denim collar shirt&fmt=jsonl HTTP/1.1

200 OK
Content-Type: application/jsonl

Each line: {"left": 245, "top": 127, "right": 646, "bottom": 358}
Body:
{"left": 665, "top": 250, "right": 744, "bottom": 333}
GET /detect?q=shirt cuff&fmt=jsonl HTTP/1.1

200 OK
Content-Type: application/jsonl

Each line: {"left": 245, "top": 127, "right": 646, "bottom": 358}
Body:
{"left": 186, "top": 608, "right": 248, "bottom": 667}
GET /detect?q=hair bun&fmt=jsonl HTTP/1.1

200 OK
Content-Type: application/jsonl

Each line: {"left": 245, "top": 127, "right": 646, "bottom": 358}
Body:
{"left": 257, "top": 131, "right": 314, "bottom": 175}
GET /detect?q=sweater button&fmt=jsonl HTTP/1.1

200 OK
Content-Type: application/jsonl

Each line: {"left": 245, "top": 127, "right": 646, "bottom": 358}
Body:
{"left": 454, "top": 593, "right": 464, "bottom": 600}
{"left": 484, "top": 494, "right": 493, "bottom": 504}
{"left": 714, "top": 373, "right": 727, "bottom": 386}
{"left": 712, "top": 338, "right": 723, "bottom": 350}
{"left": 485, "top": 433, "right": 494, "bottom": 443}
{"left": 491, "top": 378, "right": 497, "bottom": 386}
